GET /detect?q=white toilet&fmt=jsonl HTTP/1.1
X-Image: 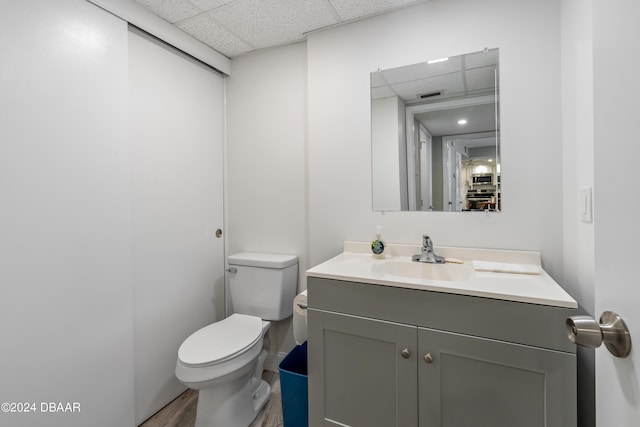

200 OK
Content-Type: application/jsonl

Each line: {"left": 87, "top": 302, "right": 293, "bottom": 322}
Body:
{"left": 175, "top": 252, "right": 298, "bottom": 427}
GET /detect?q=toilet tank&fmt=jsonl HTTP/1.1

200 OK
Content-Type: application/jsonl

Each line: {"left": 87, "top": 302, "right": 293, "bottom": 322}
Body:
{"left": 227, "top": 253, "right": 298, "bottom": 321}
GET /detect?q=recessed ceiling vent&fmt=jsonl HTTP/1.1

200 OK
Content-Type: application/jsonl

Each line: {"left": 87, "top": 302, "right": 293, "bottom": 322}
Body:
{"left": 417, "top": 90, "right": 442, "bottom": 99}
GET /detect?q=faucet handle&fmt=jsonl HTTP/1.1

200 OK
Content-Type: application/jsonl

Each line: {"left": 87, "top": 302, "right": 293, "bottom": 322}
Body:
{"left": 422, "top": 235, "right": 433, "bottom": 247}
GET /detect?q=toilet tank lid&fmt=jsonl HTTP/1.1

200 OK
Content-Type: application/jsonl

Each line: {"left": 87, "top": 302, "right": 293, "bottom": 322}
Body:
{"left": 228, "top": 252, "right": 298, "bottom": 268}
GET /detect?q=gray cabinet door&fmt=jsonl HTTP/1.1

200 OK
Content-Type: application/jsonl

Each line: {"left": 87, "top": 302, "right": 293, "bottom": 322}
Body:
{"left": 308, "top": 309, "right": 418, "bottom": 427}
{"left": 418, "top": 327, "right": 577, "bottom": 427}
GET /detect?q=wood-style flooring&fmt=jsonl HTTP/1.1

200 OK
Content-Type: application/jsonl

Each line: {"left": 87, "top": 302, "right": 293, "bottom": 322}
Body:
{"left": 140, "top": 371, "right": 283, "bottom": 427}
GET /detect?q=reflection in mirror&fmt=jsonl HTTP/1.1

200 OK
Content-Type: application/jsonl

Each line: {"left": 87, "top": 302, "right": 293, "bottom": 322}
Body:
{"left": 371, "top": 48, "right": 500, "bottom": 212}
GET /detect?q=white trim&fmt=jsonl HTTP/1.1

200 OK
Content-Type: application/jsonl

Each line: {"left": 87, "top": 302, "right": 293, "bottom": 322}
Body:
{"left": 420, "top": 124, "right": 433, "bottom": 210}
{"left": 406, "top": 119, "right": 417, "bottom": 210}
{"left": 406, "top": 122, "right": 433, "bottom": 211}
{"left": 86, "top": 0, "right": 231, "bottom": 75}
{"left": 223, "top": 78, "right": 229, "bottom": 319}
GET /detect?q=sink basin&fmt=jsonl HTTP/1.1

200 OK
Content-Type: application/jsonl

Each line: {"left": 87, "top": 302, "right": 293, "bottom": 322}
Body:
{"left": 373, "top": 260, "right": 473, "bottom": 282}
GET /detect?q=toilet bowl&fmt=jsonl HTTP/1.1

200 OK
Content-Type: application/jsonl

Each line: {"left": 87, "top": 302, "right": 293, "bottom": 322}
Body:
{"left": 175, "top": 252, "right": 298, "bottom": 427}
{"left": 176, "top": 314, "right": 271, "bottom": 427}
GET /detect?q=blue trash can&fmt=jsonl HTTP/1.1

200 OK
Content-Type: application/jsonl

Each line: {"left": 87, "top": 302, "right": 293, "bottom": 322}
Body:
{"left": 279, "top": 341, "right": 308, "bottom": 427}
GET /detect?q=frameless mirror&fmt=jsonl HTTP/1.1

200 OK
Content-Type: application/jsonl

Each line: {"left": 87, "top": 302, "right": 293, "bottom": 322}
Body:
{"left": 371, "top": 48, "right": 500, "bottom": 212}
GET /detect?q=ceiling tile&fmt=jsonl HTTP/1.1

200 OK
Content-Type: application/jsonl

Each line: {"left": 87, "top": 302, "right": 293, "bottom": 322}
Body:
{"left": 464, "top": 49, "right": 499, "bottom": 69}
{"left": 328, "top": 0, "right": 423, "bottom": 21}
{"left": 381, "top": 56, "right": 462, "bottom": 85}
{"left": 371, "top": 86, "right": 398, "bottom": 99}
{"left": 465, "top": 67, "right": 497, "bottom": 92}
{"left": 132, "top": 0, "right": 431, "bottom": 57}
{"left": 370, "top": 71, "right": 387, "bottom": 88}
{"left": 176, "top": 14, "right": 254, "bottom": 57}
{"left": 133, "top": 0, "right": 202, "bottom": 24}
{"left": 188, "top": 0, "right": 235, "bottom": 11}
{"left": 209, "top": 0, "right": 338, "bottom": 49}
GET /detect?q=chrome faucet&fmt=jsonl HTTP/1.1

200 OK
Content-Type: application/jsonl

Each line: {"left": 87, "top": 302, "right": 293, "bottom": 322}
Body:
{"left": 412, "top": 235, "right": 445, "bottom": 264}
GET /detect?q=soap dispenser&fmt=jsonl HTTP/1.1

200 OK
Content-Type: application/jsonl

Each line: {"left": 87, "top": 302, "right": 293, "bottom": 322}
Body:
{"left": 371, "top": 226, "right": 386, "bottom": 259}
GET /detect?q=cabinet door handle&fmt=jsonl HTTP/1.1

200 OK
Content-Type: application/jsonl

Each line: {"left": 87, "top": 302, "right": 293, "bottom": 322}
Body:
{"left": 423, "top": 353, "right": 433, "bottom": 364}
{"left": 401, "top": 348, "right": 411, "bottom": 359}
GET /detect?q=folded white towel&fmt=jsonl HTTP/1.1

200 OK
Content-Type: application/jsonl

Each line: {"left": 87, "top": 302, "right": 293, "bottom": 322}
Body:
{"left": 471, "top": 260, "right": 540, "bottom": 275}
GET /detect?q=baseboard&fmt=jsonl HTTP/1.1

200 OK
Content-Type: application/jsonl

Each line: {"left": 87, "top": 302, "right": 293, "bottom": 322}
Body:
{"left": 264, "top": 351, "right": 288, "bottom": 372}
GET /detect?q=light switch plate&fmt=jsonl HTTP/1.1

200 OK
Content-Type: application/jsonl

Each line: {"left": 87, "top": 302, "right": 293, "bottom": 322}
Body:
{"left": 580, "top": 187, "right": 593, "bottom": 223}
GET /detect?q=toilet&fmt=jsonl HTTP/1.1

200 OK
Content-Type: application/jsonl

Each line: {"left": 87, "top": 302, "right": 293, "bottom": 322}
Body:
{"left": 175, "top": 252, "right": 298, "bottom": 427}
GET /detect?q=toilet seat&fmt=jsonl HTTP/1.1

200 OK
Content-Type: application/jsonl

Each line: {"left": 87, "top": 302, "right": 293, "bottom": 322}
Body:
{"left": 178, "top": 313, "right": 263, "bottom": 368}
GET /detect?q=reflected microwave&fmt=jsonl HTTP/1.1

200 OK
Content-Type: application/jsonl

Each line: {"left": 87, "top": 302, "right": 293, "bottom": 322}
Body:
{"left": 472, "top": 173, "right": 494, "bottom": 185}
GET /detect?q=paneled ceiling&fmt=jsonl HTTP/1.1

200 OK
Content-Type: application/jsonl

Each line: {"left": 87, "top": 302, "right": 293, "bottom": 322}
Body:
{"left": 371, "top": 49, "right": 499, "bottom": 105}
{"left": 132, "top": 0, "right": 428, "bottom": 58}
{"left": 372, "top": 49, "right": 499, "bottom": 139}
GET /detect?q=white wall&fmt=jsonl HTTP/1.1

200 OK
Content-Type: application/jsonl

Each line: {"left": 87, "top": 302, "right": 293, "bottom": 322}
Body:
{"left": 0, "top": 1, "right": 134, "bottom": 426}
{"left": 372, "top": 96, "right": 404, "bottom": 211}
{"left": 560, "top": 1, "right": 595, "bottom": 426}
{"left": 306, "top": 0, "right": 565, "bottom": 280}
{"left": 129, "top": 29, "right": 225, "bottom": 424}
{"left": 561, "top": 0, "right": 595, "bottom": 315}
{"left": 226, "top": 42, "right": 308, "bottom": 363}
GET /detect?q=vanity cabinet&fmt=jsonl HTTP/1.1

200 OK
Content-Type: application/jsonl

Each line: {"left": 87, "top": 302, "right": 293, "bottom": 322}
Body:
{"left": 307, "top": 277, "right": 577, "bottom": 427}
{"left": 418, "top": 327, "right": 575, "bottom": 427}
{"left": 308, "top": 310, "right": 418, "bottom": 427}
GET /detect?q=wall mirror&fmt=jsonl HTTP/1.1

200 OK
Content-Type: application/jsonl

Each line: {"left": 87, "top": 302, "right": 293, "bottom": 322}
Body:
{"left": 371, "top": 48, "right": 500, "bottom": 212}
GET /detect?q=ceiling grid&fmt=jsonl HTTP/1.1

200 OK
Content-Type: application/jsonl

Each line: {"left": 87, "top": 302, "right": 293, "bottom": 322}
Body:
{"left": 132, "top": 0, "right": 428, "bottom": 57}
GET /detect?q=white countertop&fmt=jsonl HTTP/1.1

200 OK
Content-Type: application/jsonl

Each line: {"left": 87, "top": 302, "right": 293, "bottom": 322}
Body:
{"left": 306, "top": 242, "right": 577, "bottom": 309}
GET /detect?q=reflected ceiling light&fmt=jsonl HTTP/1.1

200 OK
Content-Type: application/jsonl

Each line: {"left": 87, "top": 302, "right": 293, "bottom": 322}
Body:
{"left": 427, "top": 57, "right": 449, "bottom": 64}
{"left": 488, "top": 159, "right": 493, "bottom": 162}
{"left": 458, "top": 119, "right": 467, "bottom": 125}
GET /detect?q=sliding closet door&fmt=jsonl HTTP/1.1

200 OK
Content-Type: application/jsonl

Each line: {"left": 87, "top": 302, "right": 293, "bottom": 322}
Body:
{"left": 1, "top": 1, "right": 134, "bottom": 426}
{"left": 128, "top": 27, "right": 225, "bottom": 425}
